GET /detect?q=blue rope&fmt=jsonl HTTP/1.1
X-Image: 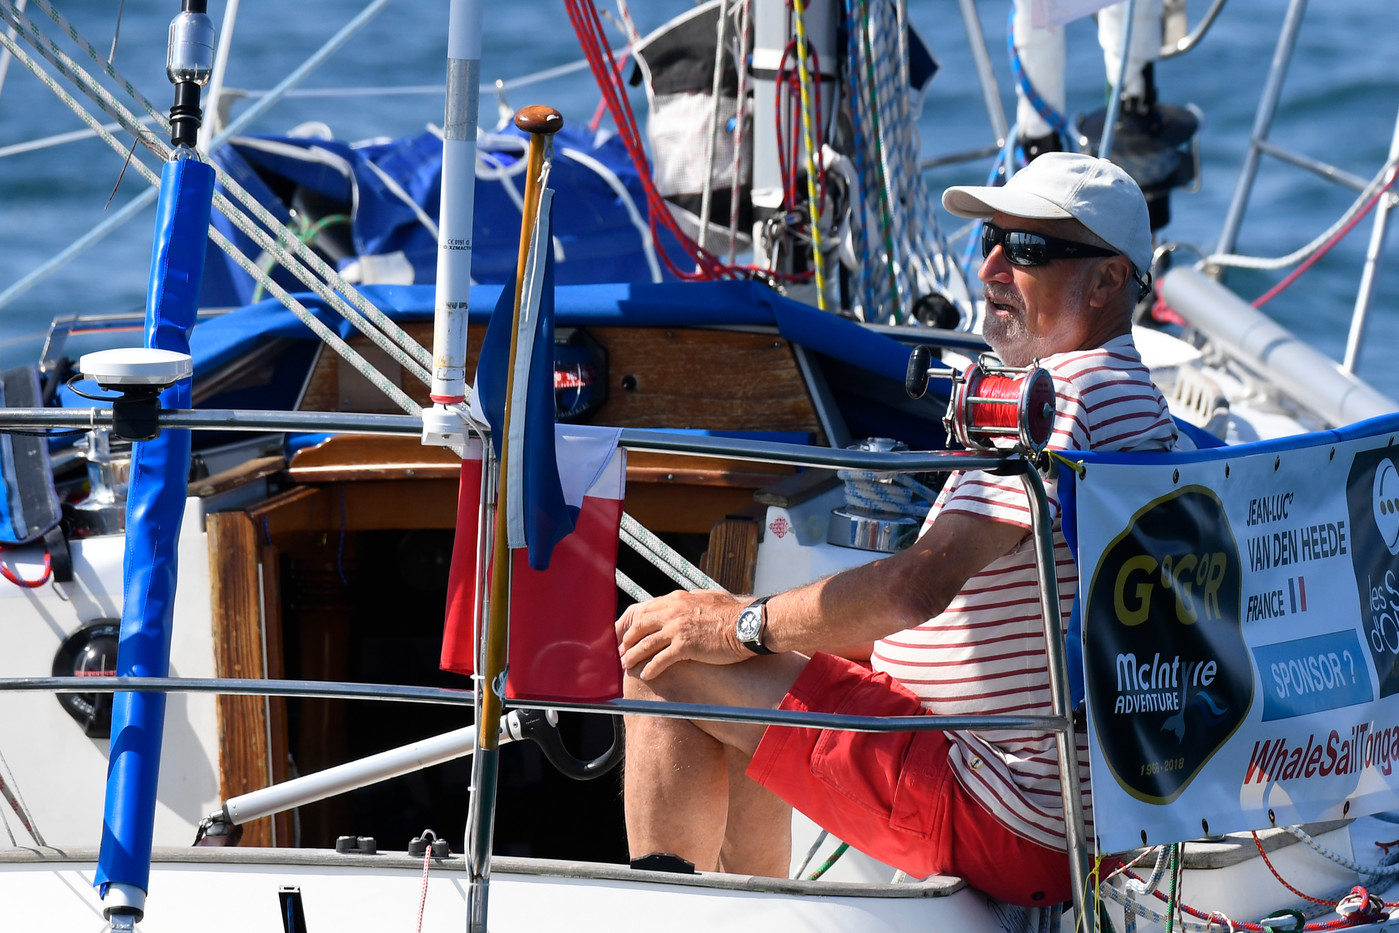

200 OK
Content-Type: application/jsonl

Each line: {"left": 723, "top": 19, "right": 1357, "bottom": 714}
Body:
{"left": 1006, "top": 6, "right": 1068, "bottom": 143}
{"left": 878, "top": 0, "right": 944, "bottom": 302}
{"left": 958, "top": 132, "right": 1017, "bottom": 284}
{"left": 839, "top": 1, "right": 974, "bottom": 324}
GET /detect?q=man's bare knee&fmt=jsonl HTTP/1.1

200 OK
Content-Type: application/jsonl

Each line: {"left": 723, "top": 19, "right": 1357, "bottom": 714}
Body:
{"left": 623, "top": 654, "right": 808, "bottom": 759}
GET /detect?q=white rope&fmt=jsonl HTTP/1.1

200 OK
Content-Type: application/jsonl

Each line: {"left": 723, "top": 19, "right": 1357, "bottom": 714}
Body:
{"left": 0, "top": 0, "right": 24, "bottom": 99}
{"left": 619, "top": 513, "right": 722, "bottom": 593}
{"left": 561, "top": 145, "right": 661, "bottom": 282}
{"left": 0, "top": 24, "right": 427, "bottom": 417}
{"left": 1204, "top": 156, "right": 1399, "bottom": 272}
{"left": 842, "top": 0, "right": 958, "bottom": 324}
{"left": 361, "top": 156, "right": 441, "bottom": 240}
{"left": 0, "top": 0, "right": 437, "bottom": 388}
{"left": 1281, "top": 823, "right": 1399, "bottom": 879}
{"left": 474, "top": 147, "right": 530, "bottom": 209}
{"left": 615, "top": 568, "right": 651, "bottom": 604}
{"left": 837, "top": 469, "right": 936, "bottom": 517}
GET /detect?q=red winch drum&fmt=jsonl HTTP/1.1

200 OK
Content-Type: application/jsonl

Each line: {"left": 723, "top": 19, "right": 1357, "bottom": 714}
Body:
{"left": 943, "top": 359, "right": 1056, "bottom": 454}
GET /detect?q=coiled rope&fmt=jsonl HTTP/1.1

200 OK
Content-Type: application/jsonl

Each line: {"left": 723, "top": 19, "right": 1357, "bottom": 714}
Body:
{"left": 836, "top": 469, "right": 936, "bottom": 518}
{"left": 843, "top": 0, "right": 880, "bottom": 321}
{"left": 858, "top": 0, "right": 908, "bottom": 321}
{"left": 843, "top": 0, "right": 948, "bottom": 324}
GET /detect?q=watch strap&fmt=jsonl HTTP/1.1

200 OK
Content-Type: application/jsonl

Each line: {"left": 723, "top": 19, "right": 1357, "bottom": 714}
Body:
{"left": 740, "top": 595, "right": 774, "bottom": 655}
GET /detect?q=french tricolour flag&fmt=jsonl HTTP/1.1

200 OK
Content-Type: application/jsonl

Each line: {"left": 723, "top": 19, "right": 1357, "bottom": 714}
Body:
{"left": 439, "top": 188, "right": 624, "bottom": 703}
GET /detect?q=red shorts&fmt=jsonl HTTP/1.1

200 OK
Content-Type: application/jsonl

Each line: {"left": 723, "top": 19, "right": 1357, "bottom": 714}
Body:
{"left": 747, "top": 652, "right": 1071, "bottom": 907}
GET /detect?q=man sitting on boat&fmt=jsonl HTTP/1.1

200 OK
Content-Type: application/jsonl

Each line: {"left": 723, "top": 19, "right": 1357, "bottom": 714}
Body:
{"left": 615, "top": 152, "right": 1178, "bottom": 906}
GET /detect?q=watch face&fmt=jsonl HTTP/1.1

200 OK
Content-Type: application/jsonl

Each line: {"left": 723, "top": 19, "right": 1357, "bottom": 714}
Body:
{"left": 736, "top": 608, "right": 762, "bottom": 642}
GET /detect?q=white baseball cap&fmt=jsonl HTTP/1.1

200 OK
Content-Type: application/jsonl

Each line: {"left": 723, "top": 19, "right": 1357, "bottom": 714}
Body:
{"left": 942, "top": 152, "right": 1153, "bottom": 276}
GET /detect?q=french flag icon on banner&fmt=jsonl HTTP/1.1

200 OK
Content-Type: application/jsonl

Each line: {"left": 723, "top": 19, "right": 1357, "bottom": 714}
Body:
{"left": 440, "top": 427, "right": 625, "bottom": 704}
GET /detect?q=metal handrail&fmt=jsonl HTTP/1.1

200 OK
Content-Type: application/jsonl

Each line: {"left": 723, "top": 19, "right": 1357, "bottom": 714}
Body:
{"left": 0, "top": 403, "right": 1092, "bottom": 919}
{"left": 1212, "top": 0, "right": 1396, "bottom": 385}
{"left": 0, "top": 674, "right": 1069, "bottom": 735}
{"left": 0, "top": 405, "right": 1014, "bottom": 473}
{"left": 1159, "top": 0, "right": 1230, "bottom": 59}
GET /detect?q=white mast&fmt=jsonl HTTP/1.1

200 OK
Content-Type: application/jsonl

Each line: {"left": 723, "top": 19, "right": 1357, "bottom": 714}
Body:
{"left": 423, "top": 0, "right": 484, "bottom": 445}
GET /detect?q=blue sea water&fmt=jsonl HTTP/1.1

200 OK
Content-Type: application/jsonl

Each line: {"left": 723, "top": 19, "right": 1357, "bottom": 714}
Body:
{"left": 0, "top": 0, "right": 1395, "bottom": 395}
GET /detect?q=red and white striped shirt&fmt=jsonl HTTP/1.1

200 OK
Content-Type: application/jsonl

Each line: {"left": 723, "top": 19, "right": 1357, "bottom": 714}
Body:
{"left": 870, "top": 334, "right": 1177, "bottom": 851}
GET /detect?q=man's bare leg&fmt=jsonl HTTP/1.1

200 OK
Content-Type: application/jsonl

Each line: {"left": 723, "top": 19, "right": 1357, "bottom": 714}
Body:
{"left": 623, "top": 653, "right": 806, "bottom": 874}
{"left": 717, "top": 750, "right": 791, "bottom": 877}
{"left": 622, "top": 698, "right": 729, "bottom": 870}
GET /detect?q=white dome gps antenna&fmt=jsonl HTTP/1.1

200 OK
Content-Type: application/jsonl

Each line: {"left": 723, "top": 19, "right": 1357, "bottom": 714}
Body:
{"left": 78, "top": 348, "right": 193, "bottom": 442}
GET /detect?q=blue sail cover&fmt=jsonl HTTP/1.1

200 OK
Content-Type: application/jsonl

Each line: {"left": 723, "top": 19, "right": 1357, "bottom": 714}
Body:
{"left": 95, "top": 157, "right": 213, "bottom": 900}
{"left": 200, "top": 122, "right": 665, "bottom": 308}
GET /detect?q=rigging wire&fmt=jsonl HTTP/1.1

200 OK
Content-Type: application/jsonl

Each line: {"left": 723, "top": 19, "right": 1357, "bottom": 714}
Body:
{"left": 0, "top": 0, "right": 439, "bottom": 397}
{"left": 0, "top": 0, "right": 436, "bottom": 388}
{"left": 696, "top": 0, "right": 731, "bottom": 257}
{"left": 1150, "top": 155, "right": 1398, "bottom": 323}
{"left": 0, "top": 24, "right": 427, "bottom": 416}
{"left": 1204, "top": 156, "right": 1399, "bottom": 277}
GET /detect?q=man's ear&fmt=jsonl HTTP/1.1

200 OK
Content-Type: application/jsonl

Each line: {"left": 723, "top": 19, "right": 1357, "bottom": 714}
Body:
{"left": 1088, "top": 256, "right": 1133, "bottom": 309}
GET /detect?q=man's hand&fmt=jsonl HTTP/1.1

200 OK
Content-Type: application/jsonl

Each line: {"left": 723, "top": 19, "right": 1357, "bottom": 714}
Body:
{"left": 616, "top": 590, "right": 749, "bottom": 681}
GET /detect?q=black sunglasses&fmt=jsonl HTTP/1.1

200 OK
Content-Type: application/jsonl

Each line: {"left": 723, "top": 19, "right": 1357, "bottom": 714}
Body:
{"left": 980, "top": 222, "right": 1119, "bottom": 267}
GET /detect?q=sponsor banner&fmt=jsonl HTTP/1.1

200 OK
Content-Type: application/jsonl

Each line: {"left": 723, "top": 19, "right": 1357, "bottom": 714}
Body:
{"left": 1067, "top": 413, "right": 1399, "bottom": 852}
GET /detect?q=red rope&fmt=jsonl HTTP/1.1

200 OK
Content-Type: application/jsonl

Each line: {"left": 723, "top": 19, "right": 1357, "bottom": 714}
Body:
{"left": 773, "top": 38, "right": 829, "bottom": 216}
{"left": 587, "top": 49, "right": 630, "bottom": 135}
{"left": 0, "top": 543, "right": 51, "bottom": 589}
{"left": 1252, "top": 831, "right": 1340, "bottom": 908}
{"left": 564, "top": 0, "right": 824, "bottom": 284}
{"left": 1120, "top": 840, "right": 1396, "bottom": 933}
{"left": 0, "top": 772, "right": 42, "bottom": 843}
{"left": 775, "top": 40, "right": 799, "bottom": 208}
{"left": 1252, "top": 165, "right": 1399, "bottom": 308}
{"left": 564, "top": 0, "right": 766, "bottom": 282}
{"left": 1149, "top": 162, "right": 1397, "bottom": 323}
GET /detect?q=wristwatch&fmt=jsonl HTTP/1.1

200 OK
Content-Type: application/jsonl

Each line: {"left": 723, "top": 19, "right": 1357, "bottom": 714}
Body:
{"left": 735, "top": 596, "right": 774, "bottom": 655}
